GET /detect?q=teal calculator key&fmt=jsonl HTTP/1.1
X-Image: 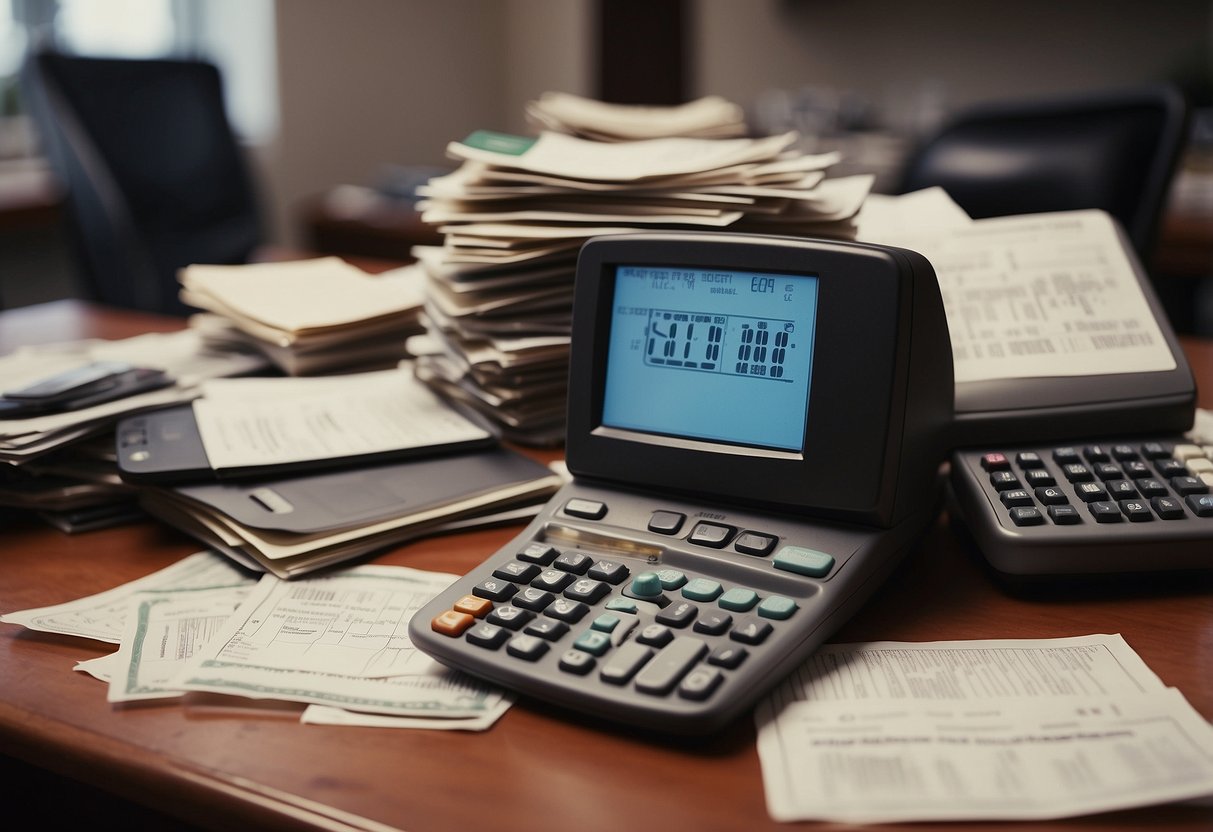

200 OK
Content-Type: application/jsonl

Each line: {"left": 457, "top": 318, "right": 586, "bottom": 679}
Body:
{"left": 605, "top": 597, "right": 638, "bottom": 613}
{"left": 757, "top": 595, "right": 798, "bottom": 620}
{"left": 591, "top": 613, "right": 621, "bottom": 632}
{"left": 772, "top": 546, "right": 835, "bottom": 578}
{"left": 682, "top": 577, "right": 722, "bottom": 601}
{"left": 656, "top": 569, "right": 687, "bottom": 589}
{"left": 719, "top": 587, "right": 759, "bottom": 612}
{"left": 574, "top": 630, "right": 612, "bottom": 655}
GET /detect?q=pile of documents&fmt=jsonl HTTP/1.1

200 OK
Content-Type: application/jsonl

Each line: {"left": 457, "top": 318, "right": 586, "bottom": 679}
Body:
{"left": 410, "top": 93, "right": 874, "bottom": 445}
{"left": 0, "top": 330, "right": 269, "bottom": 531}
{"left": 181, "top": 256, "right": 428, "bottom": 376}
{"left": 129, "top": 369, "right": 565, "bottom": 579}
{"left": 2, "top": 552, "right": 514, "bottom": 730}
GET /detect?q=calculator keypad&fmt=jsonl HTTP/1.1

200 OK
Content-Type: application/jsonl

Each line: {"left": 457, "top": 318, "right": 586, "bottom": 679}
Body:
{"left": 429, "top": 542, "right": 799, "bottom": 703}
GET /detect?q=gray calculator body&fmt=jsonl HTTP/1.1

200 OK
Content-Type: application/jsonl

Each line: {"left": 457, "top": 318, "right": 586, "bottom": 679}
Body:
{"left": 409, "top": 232, "right": 955, "bottom": 733}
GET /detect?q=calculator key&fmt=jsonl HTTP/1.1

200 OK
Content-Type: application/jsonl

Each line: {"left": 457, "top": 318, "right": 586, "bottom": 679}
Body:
{"left": 564, "top": 498, "right": 607, "bottom": 520}
{"left": 757, "top": 596, "right": 798, "bottom": 620}
{"left": 1075, "top": 482, "right": 1107, "bottom": 502}
{"left": 1141, "top": 442, "right": 1170, "bottom": 459}
{"left": 513, "top": 587, "right": 555, "bottom": 611}
{"left": 1106, "top": 480, "right": 1138, "bottom": 499}
{"left": 1052, "top": 446, "right": 1081, "bottom": 465}
{"left": 637, "top": 623, "right": 674, "bottom": 647}
{"left": 1170, "top": 476, "right": 1207, "bottom": 496}
{"left": 730, "top": 618, "right": 774, "bottom": 645}
{"left": 605, "top": 597, "right": 638, "bottom": 613}
{"left": 1088, "top": 501, "right": 1123, "bottom": 523}
{"left": 1186, "top": 494, "right": 1213, "bottom": 517}
{"left": 772, "top": 546, "right": 835, "bottom": 578}
{"left": 1150, "top": 496, "right": 1186, "bottom": 519}
{"left": 431, "top": 609, "right": 475, "bottom": 637}
{"left": 733, "top": 531, "right": 778, "bottom": 556}
{"left": 453, "top": 594, "right": 493, "bottom": 618}
{"left": 656, "top": 600, "right": 698, "bottom": 628}
{"left": 989, "top": 471, "right": 1020, "bottom": 491}
{"left": 487, "top": 605, "right": 534, "bottom": 630}
{"left": 531, "top": 569, "right": 574, "bottom": 593}
{"left": 1172, "top": 443, "right": 1205, "bottom": 462}
{"left": 591, "top": 613, "right": 621, "bottom": 633}
{"left": 1034, "top": 486, "right": 1068, "bottom": 505}
{"left": 523, "top": 617, "right": 569, "bottom": 640}
{"left": 546, "top": 598, "right": 590, "bottom": 622}
{"left": 718, "top": 587, "right": 759, "bottom": 612}
{"left": 574, "top": 630, "right": 612, "bottom": 656}
{"left": 707, "top": 644, "right": 748, "bottom": 669}
{"left": 628, "top": 571, "right": 664, "bottom": 599}
{"left": 1155, "top": 458, "right": 1188, "bottom": 478}
{"left": 558, "top": 649, "right": 595, "bottom": 675}
{"left": 682, "top": 577, "right": 723, "bottom": 602}
{"left": 1135, "top": 477, "right": 1168, "bottom": 497}
{"left": 655, "top": 569, "right": 688, "bottom": 590}
{"left": 1061, "top": 463, "right": 1093, "bottom": 482}
{"left": 647, "top": 510, "right": 685, "bottom": 535}
{"left": 587, "top": 559, "right": 629, "bottom": 584}
{"left": 1047, "top": 504, "right": 1082, "bottom": 524}
{"left": 1083, "top": 445, "right": 1110, "bottom": 463}
{"left": 517, "top": 542, "right": 559, "bottom": 565}
{"left": 466, "top": 622, "right": 510, "bottom": 649}
{"left": 1015, "top": 451, "right": 1044, "bottom": 468}
{"left": 507, "top": 634, "right": 550, "bottom": 661}
{"left": 980, "top": 452, "right": 1010, "bottom": 471}
{"left": 565, "top": 578, "right": 610, "bottom": 604}
{"left": 678, "top": 668, "right": 724, "bottom": 701}
{"left": 1118, "top": 500, "right": 1153, "bottom": 522}
{"left": 600, "top": 642, "right": 654, "bottom": 685}
{"left": 693, "top": 612, "right": 733, "bottom": 636}
{"left": 1023, "top": 469, "right": 1055, "bottom": 486}
{"left": 1093, "top": 463, "right": 1122, "bottom": 480}
{"left": 554, "top": 551, "right": 592, "bottom": 573}
{"left": 473, "top": 578, "right": 518, "bottom": 602}
{"left": 999, "top": 489, "right": 1033, "bottom": 507}
{"left": 493, "top": 561, "right": 541, "bottom": 583}
{"left": 1122, "top": 460, "right": 1151, "bottom": 479}
{"left": 1009, "top": 506, "right": 1044, "bottom": 526}
{"left": 1111, "top": 444, "right": 1139, "bottom": 461}
{"left": 634, "top": 637, "right": 708, "bottom": 696}
{"left": 688, "top": 522, "right": 735, "bottom": 548}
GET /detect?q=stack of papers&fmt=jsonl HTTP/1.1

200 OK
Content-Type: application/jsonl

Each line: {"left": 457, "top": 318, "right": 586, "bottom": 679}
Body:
{"left": 1, "top": 552, "right": 513, "bottom": 729}
{"left": 411, "top": 94, "right": 873, "bottom": 444}
{"left": 138, "top": 445, "right": 563, "bottom": 579}
{"left": 525, "top": 92, "right": 748, "bottom": 141}
{"left": 180, "top": 257, "right": 428, "bottom": 376}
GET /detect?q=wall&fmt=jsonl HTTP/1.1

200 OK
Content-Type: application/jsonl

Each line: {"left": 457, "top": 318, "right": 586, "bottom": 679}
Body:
{"left": 266, "top": 0, "right": 592, "bottom": 248}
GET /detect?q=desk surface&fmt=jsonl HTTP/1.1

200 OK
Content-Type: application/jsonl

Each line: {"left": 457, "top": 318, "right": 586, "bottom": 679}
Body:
{"left": 2, "top": 300, "right": 1212, "bottom": 832}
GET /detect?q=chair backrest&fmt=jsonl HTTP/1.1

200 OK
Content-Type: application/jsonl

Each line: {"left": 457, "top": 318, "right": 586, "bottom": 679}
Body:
{"left": 20, "top": 50, "right": 264, "bottom": 315}
{"left": 894, "top": 84, "right": 1189, "bottom": 263}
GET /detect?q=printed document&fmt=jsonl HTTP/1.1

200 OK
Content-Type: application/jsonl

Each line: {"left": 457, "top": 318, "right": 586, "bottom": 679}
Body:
{"left": 857, "top": 200, "right": 1176, "bottom": 383}
{"left": 756, "top": 635, "right": 1213, "bottom": 822}
{"left": 192, "top": 367, "right": 490, "bottom": 471}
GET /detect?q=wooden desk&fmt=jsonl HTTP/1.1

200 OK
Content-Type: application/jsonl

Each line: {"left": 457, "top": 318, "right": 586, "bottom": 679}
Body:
{"left": 2, "top": 301, "right": 1212, "bottom": 832}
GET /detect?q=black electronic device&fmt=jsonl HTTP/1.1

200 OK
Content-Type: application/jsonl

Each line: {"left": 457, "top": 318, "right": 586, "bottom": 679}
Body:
{"left": 0, "top": 361, "right": 172, "bottom": 418}
{"left": 409, "top": 232, "right": 954, "bottom": 733}
{"left": 949, "top": 435, "right": 1213, "bottom": 580}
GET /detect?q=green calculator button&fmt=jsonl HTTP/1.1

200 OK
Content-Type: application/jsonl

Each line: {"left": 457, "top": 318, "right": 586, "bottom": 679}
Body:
{"left": 773, "top": 546, "right": 834, "bottom": 578}
{"left": 682, "top": 577, "right": 722, "bottom": 601}
{"left": 656, "top": 569, "right": 687, "bottom": 590}
{"left": 719, "top": 587, "right": 759, "bottom": 612}
{"left": 591, "top": 613, "right": 621, "bottom": 632}
{"left": 574, "top": 630, "right": 612, "bottom": 655}
{"left": 605, "top": 597, "right": 638, "bottom": 613}
{"left": 757, "top": 595, "right": 798, "bottom": 620}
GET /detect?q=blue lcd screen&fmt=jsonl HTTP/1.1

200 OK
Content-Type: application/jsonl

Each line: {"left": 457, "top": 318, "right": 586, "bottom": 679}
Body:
{"left": 601, "top": 265, "right": 819, "bottom": 452}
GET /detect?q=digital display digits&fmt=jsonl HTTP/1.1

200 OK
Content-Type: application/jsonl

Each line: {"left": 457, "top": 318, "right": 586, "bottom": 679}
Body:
{"left": 602, "top": 265, "right": 819, "bottom": 452}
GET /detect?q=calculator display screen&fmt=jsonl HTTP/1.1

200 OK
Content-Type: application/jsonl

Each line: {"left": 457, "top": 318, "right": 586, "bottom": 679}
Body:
{"left": 600, "top": 265, "right": 819, "bottom": 452}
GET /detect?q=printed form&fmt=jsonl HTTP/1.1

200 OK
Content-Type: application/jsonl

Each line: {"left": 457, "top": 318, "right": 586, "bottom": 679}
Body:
{"left": 756, "top": 635, "right": 1213, "bottom": 822}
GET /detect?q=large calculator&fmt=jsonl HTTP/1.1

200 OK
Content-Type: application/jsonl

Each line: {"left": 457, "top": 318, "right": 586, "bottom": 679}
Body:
{"left": 949, "top": 435, "right": 1213, "bottom": 579}
{"left": 409, "top": 232, "right": 955, "bottom": 732}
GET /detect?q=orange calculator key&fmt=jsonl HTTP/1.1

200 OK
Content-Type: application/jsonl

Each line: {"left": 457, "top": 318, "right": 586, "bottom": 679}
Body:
{"left": 431, "top": 609, "right": 475, "bottom": 637}
{"left": 453, "top": 594, "right": 493, "bottom": 618}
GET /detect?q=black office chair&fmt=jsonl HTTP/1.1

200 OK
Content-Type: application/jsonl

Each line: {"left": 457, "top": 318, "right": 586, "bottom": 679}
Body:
{"left": 893, "top": 84, "right": 1190, "bottom": 264}
{"left": 19, "top": 50, "right": 265, "bottom": 316}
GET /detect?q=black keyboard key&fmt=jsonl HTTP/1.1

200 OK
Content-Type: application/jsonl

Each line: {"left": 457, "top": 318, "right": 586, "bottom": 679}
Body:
{"left": 1034, "top": 486, "right": 1068, "bottom": 505}
{"left": 1000, "top": 489, "right": 1033, "bottom": 507}
{"left": 1118, "top": 500, "right": 1153, "bottom": 522}
{"left": 634, "top": 637, "right": 707, "bottom": 696}
{"left": 1088, "top": 501, "right": 1123, "bottom": 523}
{"left": 989, "top": 471, "right": 1021, "bottom": 491}
{"left": 1151, "top": 496, "right": 1186, "bottom": 519}
{"left": 1186, "top": 494, "right": 1213, "bottom": 517}
{"left": 1047, "top": 504, "right": 1082, "bottom": 524}
{"left": 1170, "top": 476, "right": 1207, "bottom": 496}
{"left": 1075, "top": 482, "right": 1107, "bottom": 502}
{"left": 1010, "top": 506, "right": 1044, "bottom": 526}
